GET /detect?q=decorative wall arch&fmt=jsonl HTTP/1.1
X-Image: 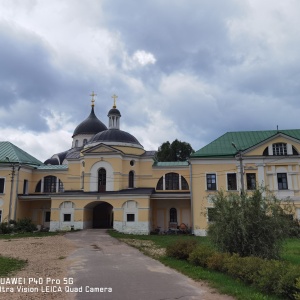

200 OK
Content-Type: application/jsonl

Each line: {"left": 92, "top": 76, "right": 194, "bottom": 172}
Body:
{"left": 122, "top": 200, "right": 139, "bottom": 223}
{"left": 90, "top": 161, "right": 114, "bottom": 192}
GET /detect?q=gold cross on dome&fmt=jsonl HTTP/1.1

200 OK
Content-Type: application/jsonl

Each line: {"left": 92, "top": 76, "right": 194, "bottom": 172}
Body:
{"left": 112, "top": 94, "right": 118, "bottom": 108}
{"left": 90, "top": 91, "right": 97, "bottom": 107}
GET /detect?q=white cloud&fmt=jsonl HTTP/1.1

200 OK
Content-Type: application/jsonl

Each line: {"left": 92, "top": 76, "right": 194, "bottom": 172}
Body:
{"left": 122, "top": 50, "right": 156, "bottom": 70}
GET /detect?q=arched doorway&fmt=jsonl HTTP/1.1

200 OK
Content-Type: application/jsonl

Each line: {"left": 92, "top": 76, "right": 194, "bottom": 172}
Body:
{"left": 98, "top": 168, "right": 106, "bottom": 192}
{"left": 93, "top": 202, "right": 113, "bottom": 228}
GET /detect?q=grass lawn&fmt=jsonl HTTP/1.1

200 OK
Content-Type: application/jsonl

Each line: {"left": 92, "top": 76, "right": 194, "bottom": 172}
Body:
{"left": 0, "top": 231, "right": 63, "bottom": 240}
{"left": 0, "top": 256, "right": 27, "bottom": 277}
{"left": 109, "top": 230, "right": 299, "bottom": 300}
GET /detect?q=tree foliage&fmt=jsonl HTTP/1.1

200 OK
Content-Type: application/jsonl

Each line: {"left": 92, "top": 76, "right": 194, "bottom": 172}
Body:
{"left": 156, "top": 139, "right": 194, "bottom": 162}
{"left": 207, "top": 189, "right": 294, "bottom": 259}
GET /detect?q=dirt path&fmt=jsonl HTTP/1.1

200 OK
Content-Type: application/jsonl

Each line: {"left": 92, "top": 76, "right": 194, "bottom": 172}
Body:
{"left": 0, "top": 232, "right": 235, "bottom": 300}
{"left": 0, "top": 234, "right": 76, "bottom": 300}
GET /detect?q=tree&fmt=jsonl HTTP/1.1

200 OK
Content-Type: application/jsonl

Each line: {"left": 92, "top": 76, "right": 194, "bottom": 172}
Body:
{"left": 207, "top": 189, "right": 293, "bottom": 259}
{"left": 156, "top": 139, "right": 194, "bottom": 162}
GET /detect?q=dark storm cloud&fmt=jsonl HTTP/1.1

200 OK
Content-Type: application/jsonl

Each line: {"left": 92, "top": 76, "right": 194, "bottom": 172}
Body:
{"left": 102, "top": 0, "right": 244, "bottom": 75}
{"left": 0, "top": 21, "right": 103, "bottom": 132}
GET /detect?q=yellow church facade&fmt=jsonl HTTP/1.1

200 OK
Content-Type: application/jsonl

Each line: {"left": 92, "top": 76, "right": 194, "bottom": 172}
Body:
{"left": 0, "top": 96, "right": 299, "bottom": 235}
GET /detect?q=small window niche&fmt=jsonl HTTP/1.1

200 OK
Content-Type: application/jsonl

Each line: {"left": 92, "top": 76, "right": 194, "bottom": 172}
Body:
{"left": 127, "top": 214, "right": 135, "bottom": 222}
{"left": 63, "top": 214, "right": 71, "bottom": 222}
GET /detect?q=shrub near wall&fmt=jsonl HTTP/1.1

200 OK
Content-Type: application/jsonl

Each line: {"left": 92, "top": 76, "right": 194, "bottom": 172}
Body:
{"left": 166, "top": 241, "right": 300, "bottom": 299}
{"left": 165, "top": 240, "right": 197, "bottom": 260}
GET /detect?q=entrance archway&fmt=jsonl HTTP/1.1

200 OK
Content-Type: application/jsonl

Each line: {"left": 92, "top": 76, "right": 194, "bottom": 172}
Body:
{"left": 93, "top": 202, "right": 113, "bottom": 228}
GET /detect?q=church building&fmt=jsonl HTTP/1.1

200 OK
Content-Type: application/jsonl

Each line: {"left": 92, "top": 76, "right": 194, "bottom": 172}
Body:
{"left": 0, "top": 94, "right": 299, "bottom": 235}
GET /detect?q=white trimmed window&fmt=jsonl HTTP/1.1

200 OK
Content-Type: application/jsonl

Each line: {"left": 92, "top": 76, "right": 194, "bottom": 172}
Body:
{"left": 206, "top": 174, "right": 217, "bottom": 190}
{"left": 277, "top": 173, "right": 288, "bottom": 190}
{"left": 273, "top": 143, "right": 287, "bottom": 155}
{"left": 0, "top": 178, "right": 5, "bottom": 194}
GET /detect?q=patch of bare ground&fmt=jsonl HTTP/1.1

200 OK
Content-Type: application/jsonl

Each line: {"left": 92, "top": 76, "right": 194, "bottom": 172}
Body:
{"left": 0, "top": 235, "right": 76, "bottom": 300}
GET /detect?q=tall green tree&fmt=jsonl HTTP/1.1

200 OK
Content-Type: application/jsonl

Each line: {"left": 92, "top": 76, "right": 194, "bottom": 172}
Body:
{"left": 156, "top": 139, "right": 194, "bottom": 162}
{"left": 207, "top": 189, "right": 293, "bottom": 259}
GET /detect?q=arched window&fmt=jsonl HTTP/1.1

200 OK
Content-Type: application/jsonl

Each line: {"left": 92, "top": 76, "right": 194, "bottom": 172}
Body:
{"left": 98, "top": 168, "right": 106, "bottom": 192}
{"left": 129, "top": 171, "right": 134, "bottom": 188}
{"left": 263, "top": 147, "right": 269, "bottom": 156}
{"left": 170, "top": 208, "right": 177, "bottom": 223}
{"left": 83, "top": 139, "right": 87, "bottom": 146}
{"left": 35, "top": 180, "right": 41, "bottom": 192}
{"left": 181, "top": 176, "right": 189, "bottom": 190}
{"left": 156, "top": 177, "right": 163, "bottom": 190}
{"left": 36, "top": 176, "right": 64, "bottom": 193}
{"left": 81, "top": 171, "right": 84, "bottom": 189}
{"left": 75, "top": 140, "right": 79, "bottom": 147}
{"left": 156, "top": 173, "right": 189, "bottom": 190}
{"left": 292, "top": 146, "right": 299, "bottom": 155}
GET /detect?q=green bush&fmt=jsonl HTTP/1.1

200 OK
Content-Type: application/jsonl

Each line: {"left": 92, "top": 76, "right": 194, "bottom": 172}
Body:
{"left": 289, "top": 219, "right": 300, "bottom": 238}
{"left": 0, "top": 222, "right": 13, "bottom": 234}
{"left": 15, "top": 218, "right": 37, "bottom": 233}
{"left": 253, "top": 260, "right": 300, "bottom": 297}
{"left": 295, "top": 278, "right": 300, "bottom": 300}
{"left": 207, "top": 189, "right": 292, "bottom": 259}
{"left": 224, "top": 255, "right": 263, "bottom": 283}
{"left": 206, "top": 252, "right": 230, "bottom": 272}
{"left": 165, "top": 239, "right": 197, "bottom": 260}
{"left": 188, "top": 244, "right": 215, "bottom": 267}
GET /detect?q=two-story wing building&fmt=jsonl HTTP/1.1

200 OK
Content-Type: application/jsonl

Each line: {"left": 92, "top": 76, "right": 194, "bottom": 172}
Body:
{"left": 0, "top": 96, "right": 299, "bottom": 235}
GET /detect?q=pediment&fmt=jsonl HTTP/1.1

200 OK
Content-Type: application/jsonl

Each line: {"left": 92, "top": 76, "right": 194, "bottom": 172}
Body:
{"left": 243, "top": 133, "right": 300, "bottom": 156}
{"left": 81, "top": 143, "right": 123, "bottom": 155}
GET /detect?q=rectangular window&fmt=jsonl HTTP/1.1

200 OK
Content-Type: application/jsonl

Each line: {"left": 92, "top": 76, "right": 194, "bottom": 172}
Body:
{"left": 277, "top": 173, "right": 288, "bottom": 190}
{"left": 0, "top": 210, "right": 2, "bottom": 223}
{"left": 45, "top": 211, "right": 51, "bottom": 222}
{"left": 63, "top": 214, "right": 71, "bottom": 222}
{"left": 127, "top": 214, "right": 135, "bottom": 222}
{"left": 206, "top": 174, "right": 217, "bottom": 190}
{"left": 246, "top": 173, "right": 256, "bottom": 190}
{"left": 207, "top": 208, "right": 216, "bottom": 222}
{"left": 227, "top": 173, "right": 237, "bottom": 190}
{"left": 23, "top": 179, "right": 28, "bottom": 195}
{"left": 165, "top": 173, "right": 179, "bottom": 190}
{"left": 0, "top": 178, "right": 5, "bottom": 194}
{"left": 273, "top": 143, "right": 287, "bottom": 155}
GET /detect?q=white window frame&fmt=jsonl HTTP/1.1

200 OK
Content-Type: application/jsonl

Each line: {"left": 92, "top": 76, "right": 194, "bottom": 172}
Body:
{"left": 206, "top": 173, "right": 217, "bottom": 191}
{"left": 272, "top": 143, "right": 287, "bottom": 156}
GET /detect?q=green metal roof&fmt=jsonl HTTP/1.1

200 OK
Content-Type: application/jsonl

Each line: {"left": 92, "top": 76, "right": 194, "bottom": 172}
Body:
{"left": 36, "top": 165, "right": 68, "bottom": 170}
{"left": 191, "top": 130, "right": 300, "bottom": 158}
{"left": 0, "top": 142, "right": 43, "bottom": 165}
{"left": 153, "top": 161, "right": 189, "bottom": 167}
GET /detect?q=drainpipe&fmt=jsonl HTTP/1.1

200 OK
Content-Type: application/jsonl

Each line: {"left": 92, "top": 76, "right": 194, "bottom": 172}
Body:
{"left": 8, "top": 164, "right": 15, "bottom": 222}
{"left": 188, "top": 160, "right": 194, "bottom": 234}
{"left": 13, "top": 165, "right": 21, "bottom": 220}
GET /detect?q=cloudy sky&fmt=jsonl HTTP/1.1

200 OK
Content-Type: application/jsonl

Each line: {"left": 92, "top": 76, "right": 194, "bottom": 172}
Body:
{"left": 1, "top": 0, "right": 300, "bottom": 162}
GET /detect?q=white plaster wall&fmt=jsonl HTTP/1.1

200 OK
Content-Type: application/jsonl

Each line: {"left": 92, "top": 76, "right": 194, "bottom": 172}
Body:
{"left": 113, "top": 221, "right": 149, "bottom": 234}
{"left": 49, "top": 221, "right": 84, "bottom": 231}
{"left": 194, "top": 229, "right": 207, "bottom": 236}
{"left": 89, "top": 161, "right": 114, "bottom": 191}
